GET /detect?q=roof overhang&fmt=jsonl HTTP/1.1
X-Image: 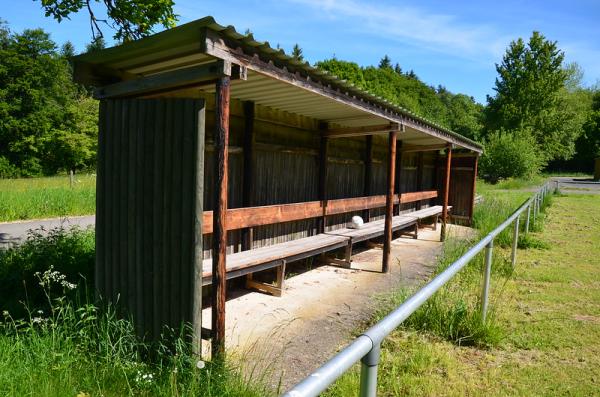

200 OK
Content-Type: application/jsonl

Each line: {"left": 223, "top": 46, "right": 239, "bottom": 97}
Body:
{"left": 73, "top": 16, "right": 483, "bottom": 153}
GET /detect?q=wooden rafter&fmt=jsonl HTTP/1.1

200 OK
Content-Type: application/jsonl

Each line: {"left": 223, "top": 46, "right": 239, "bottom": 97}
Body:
{"left": 401, "top": 143, "right": 451, "bottom": 153}
{"left": 322, "top": 123, "right": 400, "bottom": 138}
{"left": 94, "top": 60, "right": 247, "bottom": 99}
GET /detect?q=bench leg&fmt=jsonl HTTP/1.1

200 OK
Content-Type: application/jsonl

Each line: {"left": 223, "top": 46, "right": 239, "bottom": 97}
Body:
{"left": 400, "top": 223, "right": 419, "bottom": 239}
{"left": 245, "top": 260, "right": 286, "bottom": 297}
{"left": 324, "top": 240, "right": 353, "bottom": 268}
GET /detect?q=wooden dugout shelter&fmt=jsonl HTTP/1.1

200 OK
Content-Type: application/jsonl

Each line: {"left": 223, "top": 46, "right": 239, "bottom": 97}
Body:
{"left": 72, "top": 16, "right": 483, "bottom": 356}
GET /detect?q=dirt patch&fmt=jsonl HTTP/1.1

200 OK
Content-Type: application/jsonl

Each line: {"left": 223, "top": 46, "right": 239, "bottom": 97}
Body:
{"left": 201, "top": 225, "right": 473, "bottom": 391}
{"left": 573, "top": 314, "right": 600, "bottom": 323}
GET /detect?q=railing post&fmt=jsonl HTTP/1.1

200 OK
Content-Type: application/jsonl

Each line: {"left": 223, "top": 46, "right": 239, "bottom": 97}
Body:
{"left": 481, "top": 240, "right": 493, "bottom": 322}
{"left": 359, "top": 342, "right": 381, "bottom": 397}
{"left": 532, "top": 196, "right": 537, "bottom": 225}
{"left": 511, "top": 215, "right": 520, "bottom": 267}
{"left": 525, "top": 205, "right": 531, "bottom": 234}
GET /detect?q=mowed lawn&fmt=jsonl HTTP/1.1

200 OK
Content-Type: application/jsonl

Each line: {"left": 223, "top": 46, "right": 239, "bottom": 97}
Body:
{"left": 0, "top": 174, "right": 96, "bottom": 222}
{"left": 328, "top": 194, "right": 600, "bottom": 396}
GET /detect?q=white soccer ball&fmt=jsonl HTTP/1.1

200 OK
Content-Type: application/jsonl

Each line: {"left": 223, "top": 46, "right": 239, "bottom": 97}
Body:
{"left": 348, "top": 215, "right": 364, "bottom": 229}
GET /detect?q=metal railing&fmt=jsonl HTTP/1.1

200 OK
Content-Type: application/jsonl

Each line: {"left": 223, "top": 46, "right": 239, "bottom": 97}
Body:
{"left": 284, "top": 181, "right": 554, "bottom": 397}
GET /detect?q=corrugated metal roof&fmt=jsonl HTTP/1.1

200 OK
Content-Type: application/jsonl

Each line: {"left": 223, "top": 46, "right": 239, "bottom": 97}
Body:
{"left": 74, "top": 16, "right": 482, "bottom": 152}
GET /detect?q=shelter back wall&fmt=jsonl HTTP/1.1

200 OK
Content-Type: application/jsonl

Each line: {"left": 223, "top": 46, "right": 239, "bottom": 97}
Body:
{"left": 199, "top": 96, "right": 438, "bottom": 258}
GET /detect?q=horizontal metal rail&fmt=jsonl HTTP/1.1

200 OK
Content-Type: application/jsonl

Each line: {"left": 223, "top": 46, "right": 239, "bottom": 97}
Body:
{"left": 284, "top": 181, "right": 552, "bottom": 397}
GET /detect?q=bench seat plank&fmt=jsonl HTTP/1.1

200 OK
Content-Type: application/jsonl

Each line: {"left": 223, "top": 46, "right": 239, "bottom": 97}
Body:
{"left": 202, "top": 233, "right": 349, "bottom": 285}
{"left": 201, "top": 205, "right": 450, "bottom": 286}
{"left": 325, "top": 215, "right": 418, "bottom": 242}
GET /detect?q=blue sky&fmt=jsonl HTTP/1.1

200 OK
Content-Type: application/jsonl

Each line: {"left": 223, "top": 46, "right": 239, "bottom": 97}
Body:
{"left": 2, "top": 0, "right": 599, "bottom": 103}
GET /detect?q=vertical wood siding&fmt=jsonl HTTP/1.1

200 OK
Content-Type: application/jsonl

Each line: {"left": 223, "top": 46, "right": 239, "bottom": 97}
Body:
{"left": 97, "top": 98, "right": 205, "bottom": 340}
{"left": 197, "top": 97, "right": 473, "bottom": 257}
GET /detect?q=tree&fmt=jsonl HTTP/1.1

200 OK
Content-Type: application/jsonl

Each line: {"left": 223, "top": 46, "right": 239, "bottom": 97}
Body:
{"left": 572, "top": 91, "right": 600, "bottom": 171}
{"left": 479, "top": 129, "right": 544, "bottom": 183}
{"left": 0, "top": 22, "right": 97, "bottom": 176}
{"left": 60, "top": 40, "right": 75, "bottom": 58}
{"left": 485, "top": 31, "right": 582, "bottom": 162}
{"left": 291, "top": 43, "right": 304, "bottom": 62}
{"left": 85, "top": 37, "right": 105, "bottom": 53}
{"left": 378, "top": 55, "right": 392, "bottom": 69}
{"left": 37, "top": 0, "right": 177, "bottom": 41}
{"left": 394, "top": 63, "right": 402, "bottom": 75}
{"left": 317, "top": 57, "right": 484, "bottom": 139}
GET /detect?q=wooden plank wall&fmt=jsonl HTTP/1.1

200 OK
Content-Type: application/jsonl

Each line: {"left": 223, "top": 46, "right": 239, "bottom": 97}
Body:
{"left": 436, "top": 154, "right": 477, "bottom": 221}
{"left": 97, "top": 98, "right": 205, "bottom": 340}
{"left": 199, "top": 96, "right": 456, "bottom": 258}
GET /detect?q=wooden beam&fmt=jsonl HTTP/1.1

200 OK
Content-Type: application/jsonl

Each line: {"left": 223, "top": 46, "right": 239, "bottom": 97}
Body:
{"left": 383, "top": 130, "right": 397, "bottom": 273}
{"left": 192, "top": 101, "right": 206, "bottom": 355}
{"left": 400, "top": 190, "right": 437, "bottom": 204}
{"left": 322, "top": 123, "right": 400, "bottom": 138}
{"left": 468, "top": 155, "right": 479, "bottom": 226}
{"left": 73, "top": 60, "right": 137, "bottom": 87}
{"left": 212, "top": 76, "right": 230, "bottom": 359}
{"left": 318, "top": 128, "right": 329, "bottom": 234}
{"left": 363, "top": 135, "right": 373, "bottom": 222}
{"left": 441, "top": 144, "right": 452, "bottom": 242}
{"left": 241, "top": 101, "right": 255, "bottom": 251}
{"left": 394, "top": 140, "right": 403, "bottom": 216}
{"left": 401, "top": 144, "right": 449, "bottom": 153}
{"left": 200, "top": 191, "right": 445, "bottom": 234}
{"left": 416, "top": 152, "right": 424, "bottom": 210}
{"left": 94, "top": 60, "right": 246, "bottom": 99}
{"left": 202, "top": 195, "right": 398, "bottom": 233}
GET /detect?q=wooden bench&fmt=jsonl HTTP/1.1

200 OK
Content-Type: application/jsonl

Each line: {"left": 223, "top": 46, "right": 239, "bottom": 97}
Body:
{"left": 201, "top": 204, "right": 448, "bottom": 296}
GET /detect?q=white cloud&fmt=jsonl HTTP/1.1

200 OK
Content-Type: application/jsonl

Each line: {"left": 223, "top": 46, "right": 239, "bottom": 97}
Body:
{"left": 286, "top": 0, "right": 510, "bottom": 62}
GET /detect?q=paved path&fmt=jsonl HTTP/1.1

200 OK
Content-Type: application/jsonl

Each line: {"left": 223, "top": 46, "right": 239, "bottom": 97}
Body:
{"left": 553, "top": 176, "right": 600, "bottom": 194}
{"left": 0, "top": 215, "right": 95, "bottom": 249}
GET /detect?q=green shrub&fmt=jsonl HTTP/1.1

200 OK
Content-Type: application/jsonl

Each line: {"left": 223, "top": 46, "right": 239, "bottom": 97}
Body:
{"left": 0, "top": 270, "right": 268, "bottom": 396}
{"left": 0, "top": 157, "right": 19, "bottom": 179}
{"left": 0, "top": 227, "right": 94, "bottom": 318}
{"left": 479, "top": 129, "right": 545, "bottom": 183}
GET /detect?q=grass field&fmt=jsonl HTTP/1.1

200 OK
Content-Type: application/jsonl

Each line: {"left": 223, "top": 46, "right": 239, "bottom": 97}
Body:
{"left": 0, "top": 174, "right": 96, "bottom": 222}
{"left": 0, "top": 227, "right": 272, "bottom": 396}
{"left": 326, "top": 193, "right": 600, "bottom": 396}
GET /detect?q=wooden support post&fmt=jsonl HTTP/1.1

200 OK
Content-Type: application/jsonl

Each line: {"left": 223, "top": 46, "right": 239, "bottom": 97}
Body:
{"left": 468, "top": 155, "right": 479, "bottom": 226}
{"left": 441, "top": 144, "right": 452, "bottom": 242}
{"left": 394, "top": 141, "right": 403, "bottom": 216}
{"left": 318, "top": 131, "right": 329, "bottom": 234}
{"left": 192, "top": 101, "right": 206, "bottom": 356}
{"left": 416, "top": 152, "right": 424, "bottom": 210}
{"left": 241, "top": 101, "right": 255, "bottom": 251}
{"left": 212, "top": 76, "right": 230, "bottom": 359}
{"left": 382, "top": 130, "right": 397, "bottom": 273}
{"left": 363, "top": 135, "right": 373, "bottom": 222}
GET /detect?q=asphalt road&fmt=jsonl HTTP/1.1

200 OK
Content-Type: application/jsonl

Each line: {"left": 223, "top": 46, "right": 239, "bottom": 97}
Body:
{"left": 554, "top": 177, "right": 600, "bottom": 194}
{"left": 0, "top": 215, "right": 95, "bottom": 249}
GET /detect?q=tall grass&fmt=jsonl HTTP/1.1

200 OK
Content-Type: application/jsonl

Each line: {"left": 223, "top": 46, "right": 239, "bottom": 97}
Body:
{"left": 0, "top": 228, "right": 271, "bottom": 396}
{"left": 379, "top": 185, "right": 554, "bottom": 348}
{"left": 0, "top": 174, "right": 96, "bottom": 222}
{"left": 0, "top": 226, "right": 95, "bottom": 318}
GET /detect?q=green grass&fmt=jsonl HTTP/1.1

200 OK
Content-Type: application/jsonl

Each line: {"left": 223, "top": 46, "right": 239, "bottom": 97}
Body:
{"left": 0, "top": 229, "right": 272, "bottom": 396}
{"left": 0, "top": 174, "right": 96, "bottom": 222}
{"left": 326, "top": 192, "right": 600, "bottom": 396}
{"left": 476, "top": 176, "right": 545, "bottom": 196}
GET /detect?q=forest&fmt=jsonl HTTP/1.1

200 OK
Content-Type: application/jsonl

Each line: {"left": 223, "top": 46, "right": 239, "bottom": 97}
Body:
{"left": 1, "top": 18, "right": 599, "bottom": 182}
